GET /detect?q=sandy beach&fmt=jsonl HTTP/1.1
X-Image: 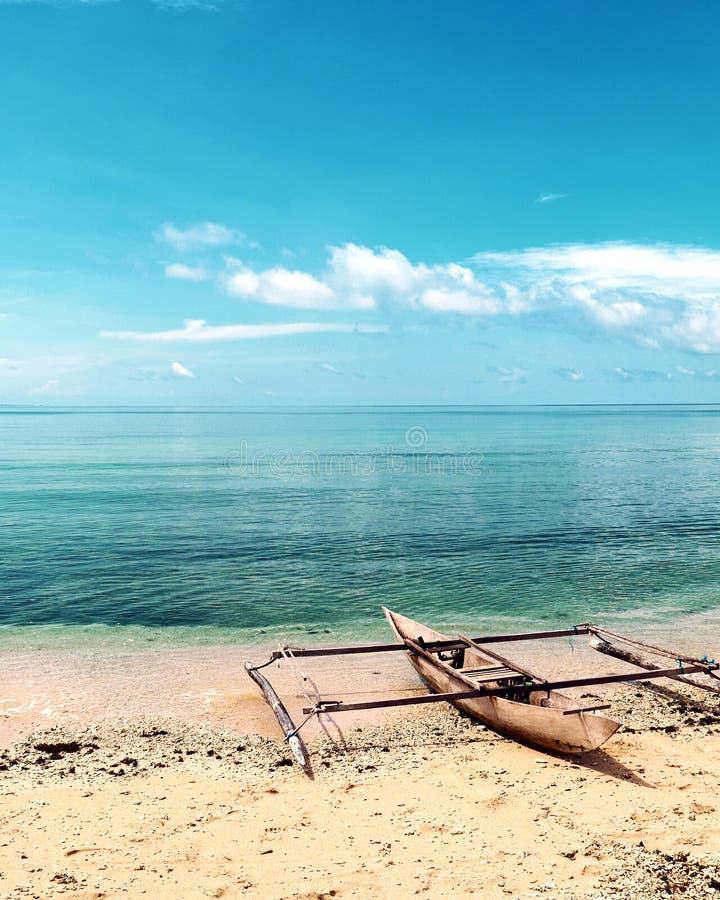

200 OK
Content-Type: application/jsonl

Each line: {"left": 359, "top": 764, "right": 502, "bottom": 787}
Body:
{"left": 3, "top": 640, "right": 720, "bottom": 900}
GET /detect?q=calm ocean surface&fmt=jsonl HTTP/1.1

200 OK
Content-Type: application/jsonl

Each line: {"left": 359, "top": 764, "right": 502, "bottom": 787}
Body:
{"left": 2, "top": 405, "right": 720, "bottom": 651}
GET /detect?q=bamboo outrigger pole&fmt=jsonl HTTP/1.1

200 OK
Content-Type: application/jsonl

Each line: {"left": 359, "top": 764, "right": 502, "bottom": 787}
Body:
{"left": 588, "top": 632, "right": 720, "bottom": 696}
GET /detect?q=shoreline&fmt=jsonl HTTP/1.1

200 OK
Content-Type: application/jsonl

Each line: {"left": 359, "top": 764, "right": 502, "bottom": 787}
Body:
{"left": 3, "top": 620, "right": 720, "bottom": 749}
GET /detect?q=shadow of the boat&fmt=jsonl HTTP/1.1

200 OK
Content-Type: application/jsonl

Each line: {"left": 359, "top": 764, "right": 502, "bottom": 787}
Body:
{"left": 310, "top": 718, "right": 654, "bottom": 786}
{"left": 553, "top": 747, "right": 655, "bottom": 787}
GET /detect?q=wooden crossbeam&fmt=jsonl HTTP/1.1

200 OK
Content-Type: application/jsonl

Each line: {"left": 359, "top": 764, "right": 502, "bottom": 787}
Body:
{"left": 270, "top": 627, "right": 591, "bottom": 661}
{"left": 301, "top": 661, "right": 718, "bottom": 715}
{"left": 562, "top": 704, "right": 611, "bottom": 716}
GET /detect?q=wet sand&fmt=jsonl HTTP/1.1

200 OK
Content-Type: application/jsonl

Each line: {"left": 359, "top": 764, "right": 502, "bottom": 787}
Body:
{"left": 3, "top": 626, "right": 702, "bottom": 746}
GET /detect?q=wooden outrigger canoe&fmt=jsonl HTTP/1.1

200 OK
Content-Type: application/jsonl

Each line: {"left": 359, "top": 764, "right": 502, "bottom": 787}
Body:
{"left": 383, "top": 608, "right": 620, "bottom": 755}
{"left": 246, "top": 609, "right": 720, "bottom": 769}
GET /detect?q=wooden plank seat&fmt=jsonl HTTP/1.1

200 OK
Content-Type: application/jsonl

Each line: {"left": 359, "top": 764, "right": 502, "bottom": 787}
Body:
{"left": 460, "top": 665, "right": 523, "bottom": 683}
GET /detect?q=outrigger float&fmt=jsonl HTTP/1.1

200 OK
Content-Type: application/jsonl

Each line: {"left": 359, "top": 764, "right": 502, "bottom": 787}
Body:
{"left": 245, "top": 607, "right": 720, "bottom": 771}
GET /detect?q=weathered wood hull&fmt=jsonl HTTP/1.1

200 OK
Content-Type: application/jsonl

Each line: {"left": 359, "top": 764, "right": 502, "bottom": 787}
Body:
{"left": 384, "top": 608, "right": 620, "bottom": 755}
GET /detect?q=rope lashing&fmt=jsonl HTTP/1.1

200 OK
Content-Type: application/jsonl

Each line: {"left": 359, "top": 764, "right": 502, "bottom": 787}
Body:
{"left": 286, "top": 709, "right": 317, "bottom": 739}
{"left": 568, "top": 624, "right": 580, "bottom": 652}
{"left": 588, "top": 628, "right": 612, "bottom": 647}
{"left": 700, "top": 655, "right": 720, "bottom": 681}
{"left": 279, "top": 645, "right": 345, "bottom": 746}
{"left": 248, "top": 656, "right": 277, "bottom": 672}
{"left": 279, "top": 645, "right": 318, "bottom": 709}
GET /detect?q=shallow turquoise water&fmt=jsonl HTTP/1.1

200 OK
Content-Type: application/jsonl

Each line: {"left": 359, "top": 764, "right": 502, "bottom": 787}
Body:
{"left": 2, "top": 405, "right": 720, "bottom": 648}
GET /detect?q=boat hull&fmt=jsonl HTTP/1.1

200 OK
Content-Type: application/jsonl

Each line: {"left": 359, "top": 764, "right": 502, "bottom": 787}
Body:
{"left": 384, "top": 608, "right": 620, "bottom": 755}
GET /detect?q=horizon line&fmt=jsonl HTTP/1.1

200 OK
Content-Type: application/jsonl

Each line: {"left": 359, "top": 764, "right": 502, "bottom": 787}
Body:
{"left": 2, "top": 402, "right": 720, "bottom": 411}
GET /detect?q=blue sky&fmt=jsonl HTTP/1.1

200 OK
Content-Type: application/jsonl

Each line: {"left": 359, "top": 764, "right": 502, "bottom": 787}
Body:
{"left": 2, "top": 0, "right": 720, "bottom": 404}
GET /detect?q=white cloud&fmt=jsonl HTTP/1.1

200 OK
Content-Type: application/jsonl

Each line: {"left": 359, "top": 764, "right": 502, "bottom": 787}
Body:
{"left": 326, "top": 245, "right": 500, "bottom": 314}
{"left": 327, "top": 243, "right": 418, "bottom": 299}
{"left": 101, "top": 319, "right": 387, "bottom": 343}
{"left": 556, "top": 368, "right": 585, "bottom": 382}
{"left": 156, "top": 222, "right": 247, "bottom": 250}
{"left": 478, "top": 243, "right": 720, "bottom": 293}
{"left": 31, "top": 378, "right": 60, "bottom": 395}
{"left": 612, "top": 366, "right": 672, "bottom": 382}
{"left": 494, "top": 367, "right": 529, "bottom": 384}
{"left": 133, "top": 237, "right": 720, "bottom": 354}
{"left": 223, "top": 262, "right": 338, "bottom": 309}
{"left": 205, "top": 240, "right": 720, "bottom": 353}
{"left": 536, "top": 193, "right": 567, "bottom": 204}
{"left": 674, "top": 365, "right": 720, "bottom": 381}
{"left": 473, "top": 241, "right": 720, "bottom": 353}
{"left": 225, "top": 240, "right": 720, "bottom": 349}
{"left": 222, "top": 244, "right": 502, "bottom": 314}
{"left": 171, "top": 361, "right": 195, "bottom": 378}
{"left": 165, "top": 263, "right": 209, "bottom": 282}
{"left": 318, "top": 362, "right": 341, "bottom": 374}
{"left": 420, "top": 287, "right": 501, "bottom": 314}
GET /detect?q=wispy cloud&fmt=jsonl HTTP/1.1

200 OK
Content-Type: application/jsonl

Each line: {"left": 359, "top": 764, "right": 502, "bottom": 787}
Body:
{"left": 101, "top": 319, "right": 387, "bottom": 343}
{"left": 556, "top": 367, "right": 585, "bottom": 382}
{"left": 612, "top": 366, "right": 671, "bottom": 382}
{"left": 536, "top": 193, "right": 567, "bottom": 204}
{"left": 492, "top": 366, "right": 530, "bottom": 384}
{"left": 674, "top": 364, "right": 720, "bottom": 381}
{"left": 171, "top": 361, "right": 195, "bottom": 378}
{"left": 472, "top": 242, "right": 720, "bottom": 353}
{"left": 165, "top": 263, "right": 209, "bottom": 282}
{"left": 31, "top": 378, "right": 60, "bottom": 395}
{"left": 156, "top": 222, "right": 249, "bottom": 251}
{"left": 318, "top": 362, "right": 341, "bottom": 375}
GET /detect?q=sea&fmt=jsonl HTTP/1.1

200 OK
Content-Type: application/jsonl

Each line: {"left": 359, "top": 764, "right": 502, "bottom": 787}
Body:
{"left": 2, "top": 404, "right": 720, "bottom": 655}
